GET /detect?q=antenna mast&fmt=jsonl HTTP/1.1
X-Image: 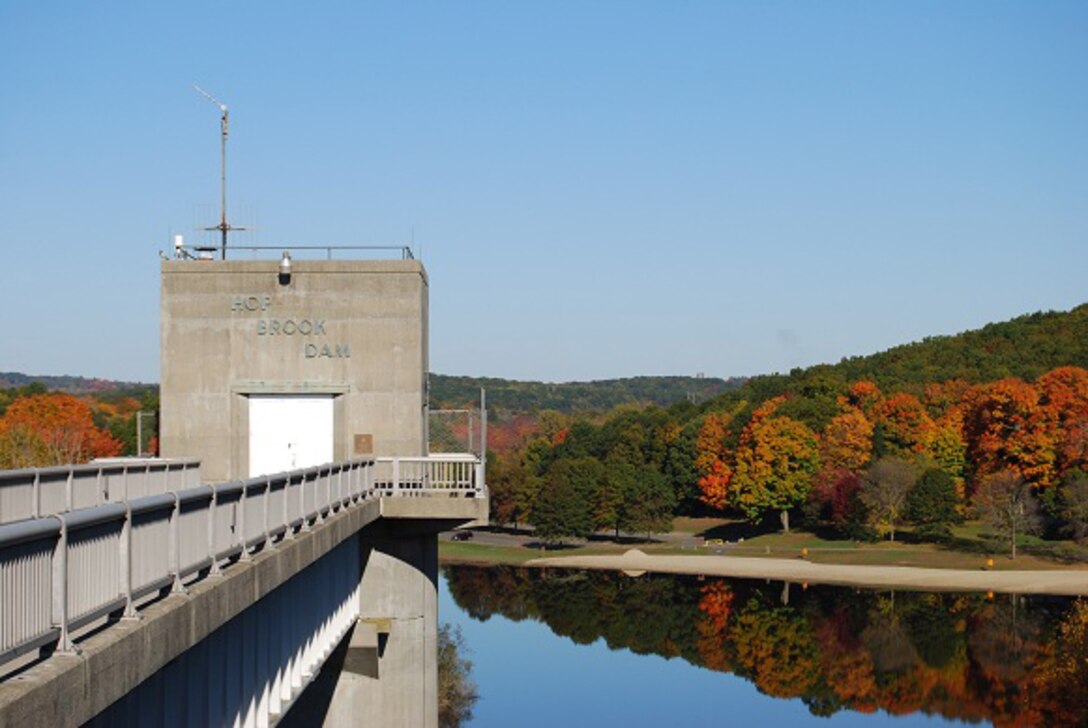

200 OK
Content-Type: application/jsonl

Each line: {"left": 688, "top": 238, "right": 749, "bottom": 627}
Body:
{"left": 194, "top": 85, "right": 243, "bottom": 259}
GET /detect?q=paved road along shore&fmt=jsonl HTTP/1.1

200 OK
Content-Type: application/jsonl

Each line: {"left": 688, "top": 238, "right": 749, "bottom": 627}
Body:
{"left": 526, "top": 551, "right": 1088, "bottom": 596}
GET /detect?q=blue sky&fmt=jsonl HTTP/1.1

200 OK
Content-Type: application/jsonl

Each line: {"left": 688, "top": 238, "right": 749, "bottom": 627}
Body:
{"left": 1, "top": 1, "right": 1085, "bottom": 383}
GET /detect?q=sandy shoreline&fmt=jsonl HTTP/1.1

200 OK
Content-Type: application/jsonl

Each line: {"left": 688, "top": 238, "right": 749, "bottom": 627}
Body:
{"left": 524, "top": 551, "right": 1088, "bottom": 596}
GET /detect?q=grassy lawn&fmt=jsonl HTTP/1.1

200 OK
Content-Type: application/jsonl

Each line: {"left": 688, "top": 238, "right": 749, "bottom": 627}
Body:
{"left": 441, "top": 516, "right": 1088, "bottom": 571}
{"left": 440, "top": 540, "right": 634, "bottom": 565}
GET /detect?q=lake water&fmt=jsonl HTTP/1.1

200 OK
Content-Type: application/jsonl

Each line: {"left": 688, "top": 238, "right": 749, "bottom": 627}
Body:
{"left": 439, "top": 565, "right": 1088, "bottom": 727}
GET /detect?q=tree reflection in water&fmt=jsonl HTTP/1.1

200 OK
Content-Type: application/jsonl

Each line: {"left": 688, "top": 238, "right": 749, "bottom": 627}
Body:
{"left": 444, "top": 565, "right": 1088, "bottom": 726}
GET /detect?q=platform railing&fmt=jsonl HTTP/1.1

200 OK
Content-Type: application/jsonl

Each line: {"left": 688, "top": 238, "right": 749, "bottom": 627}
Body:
{"left": 0, "top": 458, "right": 376, "bottom": 669}
{"left": 0, "top": 459, "right": 202, "bottom": 525}
{"left": 375, "top": 455, "right": 484, "bottom": 496}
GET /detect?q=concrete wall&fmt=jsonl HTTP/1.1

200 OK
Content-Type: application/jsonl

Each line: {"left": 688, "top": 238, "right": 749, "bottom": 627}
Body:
{"left": 161, "top": 259, "right": 429, "bottom": 482}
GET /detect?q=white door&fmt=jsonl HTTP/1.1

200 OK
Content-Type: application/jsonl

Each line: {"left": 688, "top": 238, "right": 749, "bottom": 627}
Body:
{"left": 248, "top": 395, "right": 334, "bottom": 477}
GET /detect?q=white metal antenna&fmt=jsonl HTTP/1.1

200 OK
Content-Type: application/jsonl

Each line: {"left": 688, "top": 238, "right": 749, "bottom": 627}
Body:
{"left": 193, "top": 84, "right": 243, "bottom": 259}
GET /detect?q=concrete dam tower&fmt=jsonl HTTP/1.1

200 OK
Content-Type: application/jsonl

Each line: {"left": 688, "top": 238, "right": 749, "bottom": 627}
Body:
{"left": 160, "top": 255, "right": 429, "bottom": 481}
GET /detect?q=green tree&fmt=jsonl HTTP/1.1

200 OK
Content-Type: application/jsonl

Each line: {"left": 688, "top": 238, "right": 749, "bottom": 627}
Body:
{"left": 530, "top": 457, "right": 600, "bottom": 543}
{"left": 906, "top": 468, "right": 961, "bottom": 540}
{"left": 621, "top": 467, "right": 675, "bottom": 536}
{"left": 1058, "top": 473, "right": 1088, "bottom": 543}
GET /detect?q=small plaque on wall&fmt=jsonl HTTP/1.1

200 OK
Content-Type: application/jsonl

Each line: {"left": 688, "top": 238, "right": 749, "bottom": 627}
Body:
{"left": 354, "top": 434, "right": 374, "bottom": 455}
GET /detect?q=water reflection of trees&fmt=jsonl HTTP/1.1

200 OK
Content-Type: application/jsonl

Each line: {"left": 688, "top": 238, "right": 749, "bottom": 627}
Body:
{"left": 444, "top": 565, "right": 1088, "bottom": 726}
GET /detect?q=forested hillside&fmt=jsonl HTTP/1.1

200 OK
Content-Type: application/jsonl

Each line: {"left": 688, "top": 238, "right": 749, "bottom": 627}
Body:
{"left": 834, "top": 305, "right": 1088, "bottom": 388}
{"left": 486, "top": 304, "right": 1088, "bottom": 545}
{"left": 429, "top": 373, "right": 739, "bottom": 412}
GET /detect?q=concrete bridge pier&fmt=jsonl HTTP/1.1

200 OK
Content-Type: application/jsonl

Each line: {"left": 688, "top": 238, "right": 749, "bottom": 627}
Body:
{"left": 283, "top": 520, "right": 453, "bottom": 727}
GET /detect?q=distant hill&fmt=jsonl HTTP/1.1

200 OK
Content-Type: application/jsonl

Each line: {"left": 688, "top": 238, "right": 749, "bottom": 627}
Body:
{"left": 429, "top": 374, "right": 742, "bottom": 413}
{"left": 710, "top": 303, "right": 1088, "bottom": 411}
{"left": 1, "top": 369, "right": 739, "bottom": 415}
{"left": 0, "top": 372, "right": 154, "bottom": 397}
{"left": 831, "top": 304, "right": 1088, "bottom": 388}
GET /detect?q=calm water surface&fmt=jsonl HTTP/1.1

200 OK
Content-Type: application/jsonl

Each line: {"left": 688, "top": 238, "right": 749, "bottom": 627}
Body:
{"left": 439, "top": 565, "right": 1088, "bottom": 728}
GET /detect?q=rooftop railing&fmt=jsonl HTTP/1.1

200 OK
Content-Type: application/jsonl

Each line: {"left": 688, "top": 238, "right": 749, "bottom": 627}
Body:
{"left": 0, "top": 454, "right": 484, "bottom": 672}
{"left": 175, "top": 244, "right": 416, "bottom": 261}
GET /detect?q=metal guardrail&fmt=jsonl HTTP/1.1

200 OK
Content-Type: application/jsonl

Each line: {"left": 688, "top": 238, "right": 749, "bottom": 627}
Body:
{"left": 0, "top": 459, "right": 202, "bottom": 525}
{"left": 0, "top": 455, "right": 485, "bottom": 671}
{"left": 375, "top": 455, "right": 482, "bottom": 495}
{"left": 198, "top": 244, "right": 416, "bottom": 261}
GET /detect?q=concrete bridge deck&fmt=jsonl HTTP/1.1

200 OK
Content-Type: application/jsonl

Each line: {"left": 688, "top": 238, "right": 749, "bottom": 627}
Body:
{"left": 0, "top": 457, "right": 487, "bottom": 728}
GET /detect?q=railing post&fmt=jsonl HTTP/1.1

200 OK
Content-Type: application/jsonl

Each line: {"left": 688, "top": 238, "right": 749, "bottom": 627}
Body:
{"left": 209, "top": 488, "right": 222, "bottom": 576}
{"left": 52, "top": 517, "right": 78, "bottom": 654}
{"left": 239, "top": 483, "right": 251, "bottom": 561}
{"left": 284, "top": 475, "right": 294, "bottom": 540}
{"left": 264, "top": 477, "right": 271, "bottom": 549}
{"left": 170, "top": 493, "right": 187, "bottom": 593}
{"left": 392, "top": 458, "right": 400, "bottom": 496}
{"left": 299, "top": 474, "right": 309, "bottom": 531}
{"left": 33, "top": 469, "right": 41, "bottom": 518}
{"left": 121, "top": 504, "right": 137, "bottom": 618}
{"left": 65, "top": 469, "right": 74, "bottom": 512}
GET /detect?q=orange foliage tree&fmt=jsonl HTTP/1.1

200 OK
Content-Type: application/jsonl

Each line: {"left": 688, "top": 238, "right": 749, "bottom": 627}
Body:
{"left": 1036, "top": 367, "right": 1088, "bottom": 477}
{"left": 0, "top": 393, "right": 122, "bottom": 468}
{"left": 963, "top": 379, "right": 1058, "bottom": 489}
{"left": 695, "top": 412, "right": 733, "bottom": 510}
{"left": 841, "top": 380, "right": 883, "bottom": 416}
{"left": 875, "top": 393, "right": 935, "bottom": 456}
{"left": 822, "top": 409, "right": 874, "bottom": 472}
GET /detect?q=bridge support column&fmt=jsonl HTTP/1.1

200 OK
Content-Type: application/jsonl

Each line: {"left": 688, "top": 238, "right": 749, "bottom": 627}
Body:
{"left": 292, "top": 522, "right": 439, "bottom": 727}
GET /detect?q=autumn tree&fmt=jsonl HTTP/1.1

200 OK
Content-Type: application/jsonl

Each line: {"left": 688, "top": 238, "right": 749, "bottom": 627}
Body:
{"left": 822, "top": 409, "right": 874, "bottom": 473}
{"left": 805, "top": 469, "right": 870, "bottom": 539}
{"left": 963, "top": 379, "right": 1058, "bottom": 489}
{"left": 731, "top": 412, "right": 820, "bottom": 533}
{"left": 973, "top": 471, "right": 1042, "bottom": 559}
{"left": 859, "top": 458, "right": 916, "bottom": 541}
{"left": 1036, "top": 367, "right": 1088, "bottom": 477}
{"left": 841, "top": 380, "right": 882, "bottom": 417}
{"left": 0, "top": 392, "right": 122, "bottom": 468}
{"left": 486, "top": 450, "right": 540, "bottom": 528}
{"left": 874, "top": 393, "right": 934, "bottom": 457}
{"left": 695, "top": 412, "right": 733, "bottom": 510}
